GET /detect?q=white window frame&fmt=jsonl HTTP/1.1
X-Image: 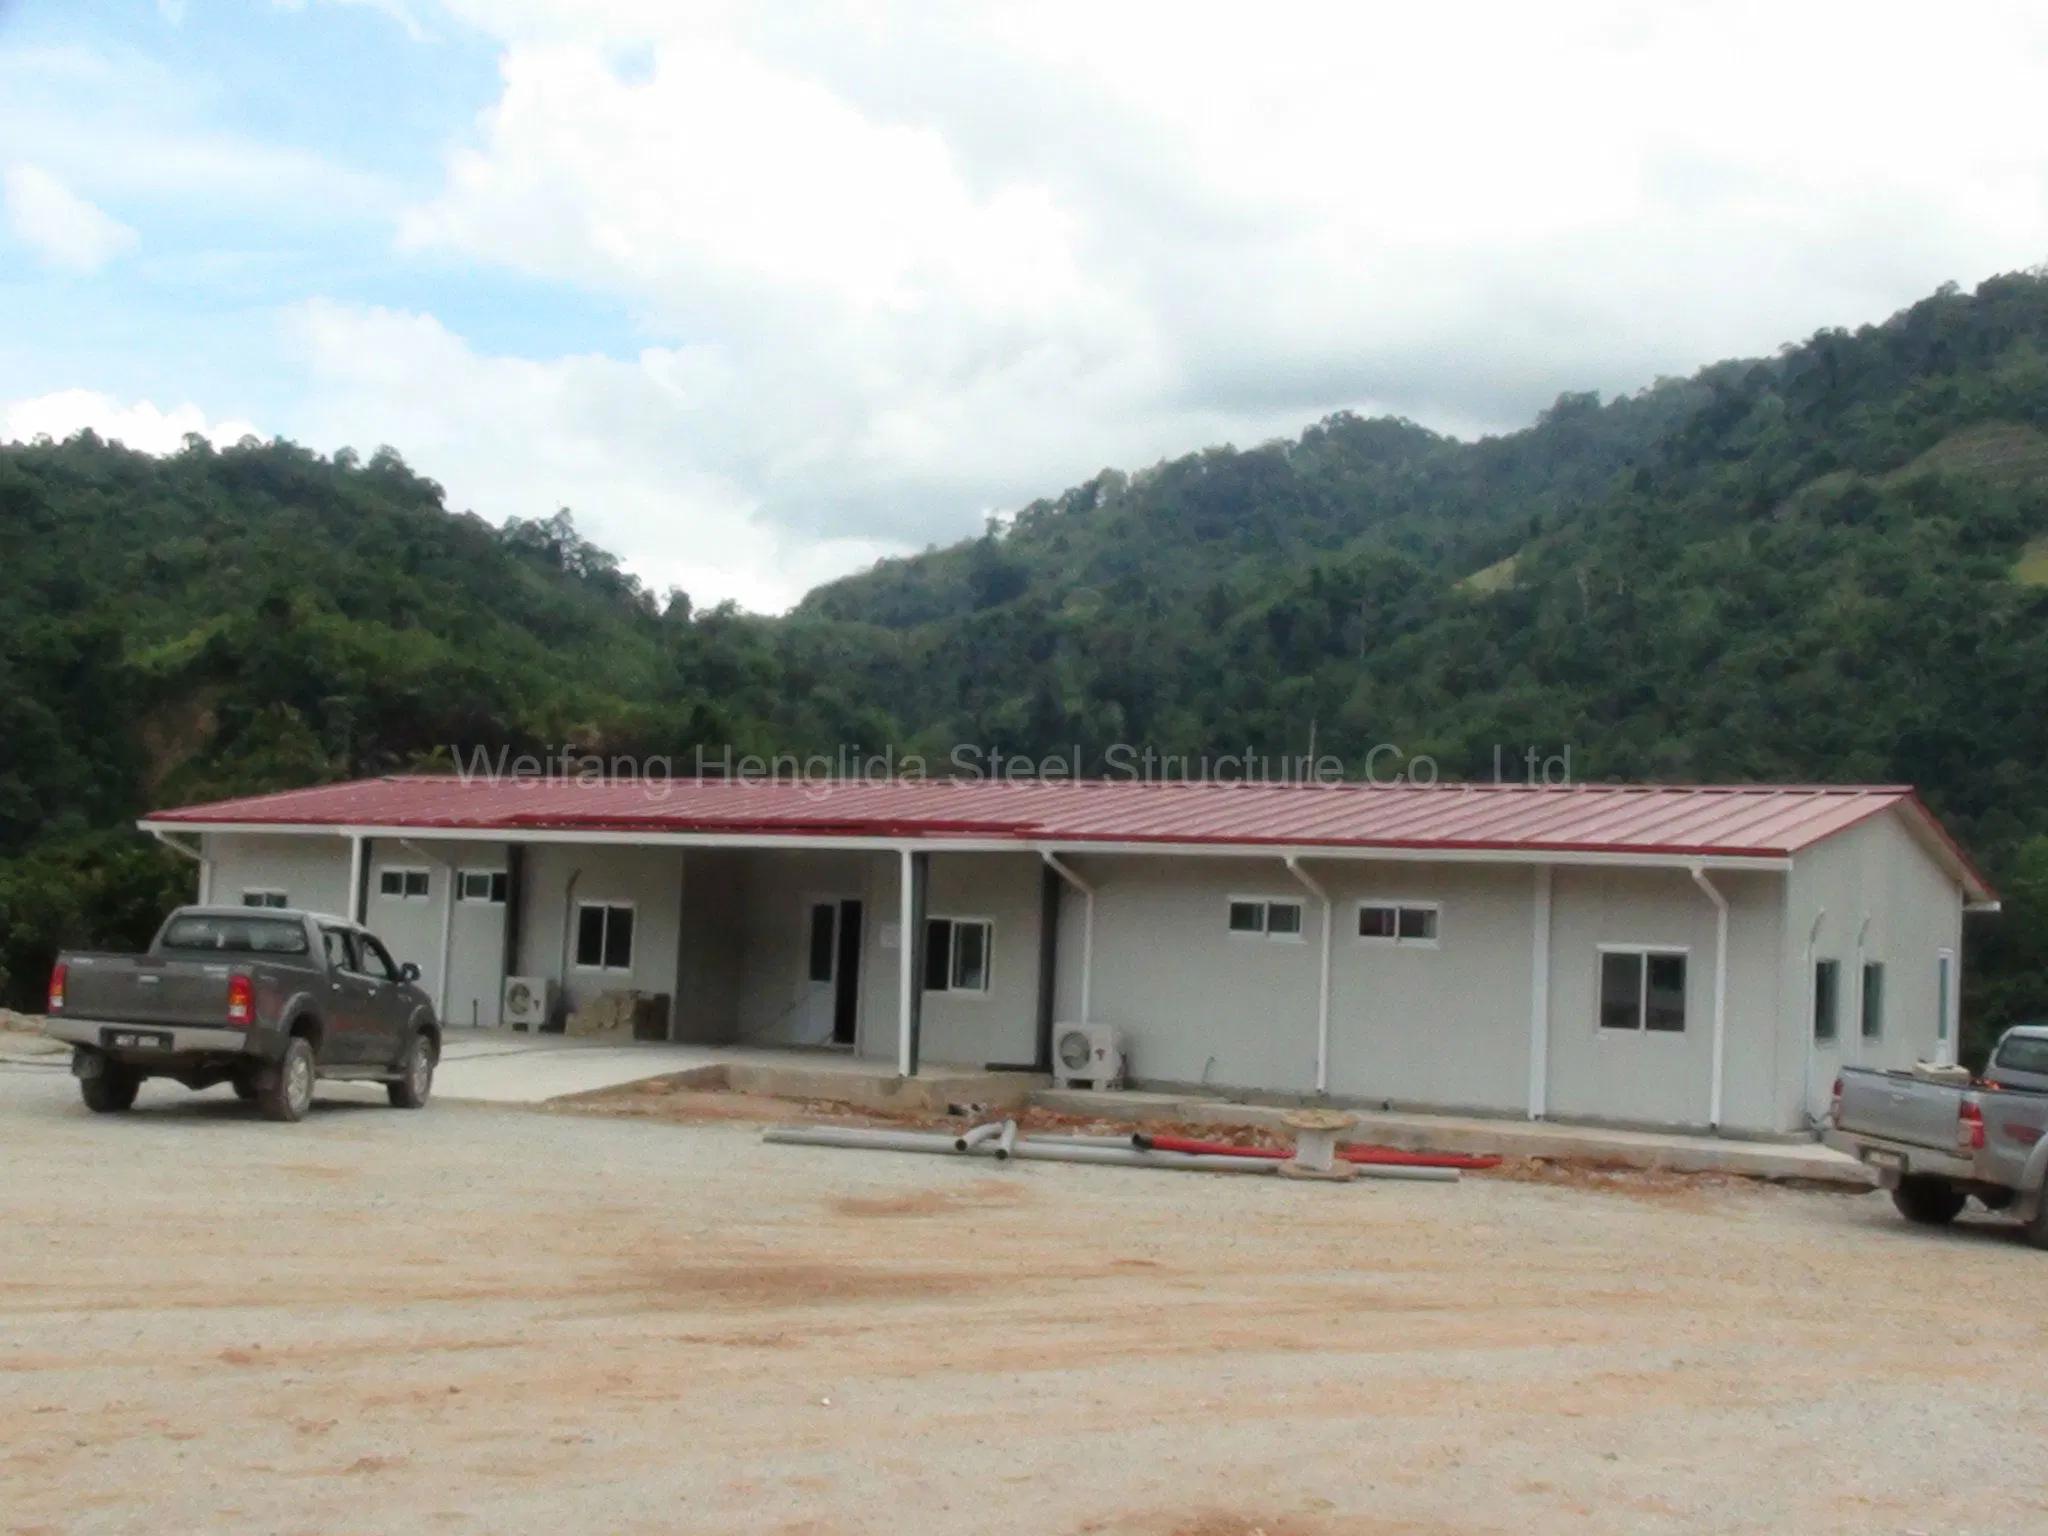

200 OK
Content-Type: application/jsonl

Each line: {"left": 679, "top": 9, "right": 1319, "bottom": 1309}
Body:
{"left": 240, "top": 889, "right": 289, "bottom": 909}
{"left": 923, "top": 915, "right": 994, "bottom": 998}
{"left": 456, "top": 869, "right": 509, "bottom": 904}
{"left": 573, "top": 901, "right": 636, "bottom": 973}
{"left": 1595, "top": 943, "right": 1691, "bottom": 1036}
{"left": 1355, "top": 899, "right": 1442, "bottom": 948}
{"left": 1226, "top": 896, "right": 1307, "bottom": 942}
{"left": 377, "top": 867, "right": 431, "bottom": 901}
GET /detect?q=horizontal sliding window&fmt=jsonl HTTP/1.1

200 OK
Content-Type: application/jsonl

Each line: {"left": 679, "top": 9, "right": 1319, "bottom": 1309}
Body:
{"left": 378, "top": 868, "right": 429, "bottom": 900}
{"left": 1228, "top": 898, "right": 1303, "bottom": 939}
{"left": 924, "top": 917, "right": 992, "bottom": 995}
{"left": 1358, "top": 902, "right": 1439, "bottom": 945}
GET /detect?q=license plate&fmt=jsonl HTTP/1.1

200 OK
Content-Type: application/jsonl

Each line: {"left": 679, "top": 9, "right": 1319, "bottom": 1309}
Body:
{"left": 1863, "top": 1148, "right": 1906, "bottom": 1172}
{"left": 109, "top": 1031, "right": 170, "bottom": 1050}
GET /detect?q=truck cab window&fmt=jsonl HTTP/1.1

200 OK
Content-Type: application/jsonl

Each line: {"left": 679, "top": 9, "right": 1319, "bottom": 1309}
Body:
{"left": 321, "top": 929, "right": 356, "bottom": 973}
{"left": 356, "top": 935, "right": 399, "bottom": 982}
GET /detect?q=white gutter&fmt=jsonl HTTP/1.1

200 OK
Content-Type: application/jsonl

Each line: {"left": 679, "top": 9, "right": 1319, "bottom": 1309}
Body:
{"left": 1690, "top": 864, "right": 1730, "bottom": 1130}
{"left": 139, "top": 819, "right": 1795, "bottom": 874}
{"left": 149, "top": 828, "right": 210, "bottom": 905}
{"left": 1283, "top": 855, "right": 1333, "bottom": 1095}
{"left": 399, "top": 839, "right": 457, "bottom": 1023}
{"left": 1040, "top": 851, "right": 1095, "bottom": 1025}
{"left": 1527, "top": 866, "right": 1552, "bottom": 1120}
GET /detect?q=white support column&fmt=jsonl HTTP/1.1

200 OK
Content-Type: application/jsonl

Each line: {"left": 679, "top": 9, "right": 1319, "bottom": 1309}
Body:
{"left": 1693, "top": 864, "right": 1731, "bottom": 1131}
{"left": 897, "top": 847, "right": 915, "bottom": 1077}
{"left": 1527, "top": 865, "right": 1552, "bottom": 1120}
{"left": 1284, "top": 856, "right": 1333, "bottom": 1095}
{"left": 345, "top": 834, "right": 364, "bottom": 924}
{"left": 1040, "top": 852, "right": 1095, "bottom": 1024}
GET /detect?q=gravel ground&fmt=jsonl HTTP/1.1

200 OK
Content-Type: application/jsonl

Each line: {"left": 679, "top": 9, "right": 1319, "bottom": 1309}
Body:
{"left": 3, "top": 1062, "right": 2046, "bottom": 1536}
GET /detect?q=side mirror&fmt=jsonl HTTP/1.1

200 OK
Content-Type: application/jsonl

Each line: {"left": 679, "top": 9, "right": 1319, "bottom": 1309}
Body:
{"left": 399, "top": 962, "right": 421, "bottom": 983}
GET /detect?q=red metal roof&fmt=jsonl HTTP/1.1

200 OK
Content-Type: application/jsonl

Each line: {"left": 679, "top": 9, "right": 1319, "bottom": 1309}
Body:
{"left": 143, "top": 775, "right": 1994, "bottom": 896}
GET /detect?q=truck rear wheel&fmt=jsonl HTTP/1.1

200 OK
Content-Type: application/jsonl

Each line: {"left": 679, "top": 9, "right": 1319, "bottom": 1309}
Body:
{"left": 1892, "top": 1175, "right": 1967, "bottom": 1226}
{"left": 258, "top": 1037, "right": 316, "bottom": 1123}
{"left": 80, "top": 1067, "right": 140, "bottom": 1114}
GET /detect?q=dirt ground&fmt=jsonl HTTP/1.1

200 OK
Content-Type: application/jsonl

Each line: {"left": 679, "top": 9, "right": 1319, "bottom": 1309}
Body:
{"left": 4, "top": 1063, "right": 2047, "bottom": 1536}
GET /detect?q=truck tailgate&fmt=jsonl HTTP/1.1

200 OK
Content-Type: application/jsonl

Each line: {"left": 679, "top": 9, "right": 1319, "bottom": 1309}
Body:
{"left": 1835, "top": 1068, "right": 1965, "bottom": 1152}
{"left": 60, "top": 953, "right": 235, "bottom": 1030}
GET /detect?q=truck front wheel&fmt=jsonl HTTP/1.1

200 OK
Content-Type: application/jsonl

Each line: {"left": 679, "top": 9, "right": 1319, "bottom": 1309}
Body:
{"left": 80, "top": 1066, "right": 140, "bottom": 1114}
{"left": 1892, "top": 1175, "right": 1968, "bottom": 1226}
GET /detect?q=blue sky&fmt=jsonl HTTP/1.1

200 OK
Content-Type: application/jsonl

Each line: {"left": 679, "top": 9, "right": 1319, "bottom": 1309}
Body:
{"left": 5, "top": 1, "right": 2048, "bottom": 610}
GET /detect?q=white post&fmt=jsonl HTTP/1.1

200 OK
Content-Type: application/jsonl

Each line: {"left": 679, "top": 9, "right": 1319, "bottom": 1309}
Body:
{"left": 897, "top": 847, "right": 915, "bottom": 1077}
{"left": 345, "top": 834, "right": 364, "bottom": 923}
{"left": 1527, "top": 865, "right": 1552, "bottom": 1120}
{"left": 1040, "top": 852, "right": 1095, "bottom": 1024}
{"left": 1284, "top": 856, "right": 1332, "bottom": 1094}
{"left": 401, "top": 839, "right": 457, "bottom": 1023}
{"left": 1692, "top": 864, "right": 1731, "bottom": 1130}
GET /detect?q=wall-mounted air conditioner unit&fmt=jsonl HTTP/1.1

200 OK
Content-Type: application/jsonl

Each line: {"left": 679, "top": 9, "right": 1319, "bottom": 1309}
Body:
{"left": 501, "top": 976, "right": 558, "bottom": 1032}
{"left": 1051, "top": 1023, "right": 1125, "bottom": 1090}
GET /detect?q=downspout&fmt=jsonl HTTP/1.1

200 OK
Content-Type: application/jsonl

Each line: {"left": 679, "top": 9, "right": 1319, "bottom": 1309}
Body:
{"left": 1690, "top": 863, "right": 1730, "bottom": 1131}
{"left": 1040, "top": 852, "right": 1095, "bottom": 1025}
{"left": 400, "top": 839, "right": 457, "bottom": 1024}
{"left": 150, "top": 829, "right": 209, "bottom": 904}
{"left": 1284, "top": 855, "right": 1333, "bottom": 1095}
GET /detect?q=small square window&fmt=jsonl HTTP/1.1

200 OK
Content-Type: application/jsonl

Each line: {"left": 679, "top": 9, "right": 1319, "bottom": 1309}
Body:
{"left": 574, "top": 903, "right": 634, "bottom": 971}
{"left": 1600, "top": 948, "right": 1687, "bottom": 1033}
{"left": 457, "top": 870, "right": 508, "bottom": 903}
{"left": 1397, "top": 906, "right": 1437, "bottom": 942}
{"left": 1228, "top": 901, "right": 1265, "bottom": 934}
{"left": 923, "top": 918, "right": 992, "bottom": 995}
{"left": 1357, "top": 905, "right": 1397, "bottom": 940}
{"left": 1266, "top": 901, "right": 1303, "bottom": 937}
{"left": 379, "top": 869, "right": 429, "bottom": 900}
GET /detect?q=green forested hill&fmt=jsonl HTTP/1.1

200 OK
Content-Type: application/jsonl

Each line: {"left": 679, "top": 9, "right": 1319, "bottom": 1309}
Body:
{"left": 7, "top": 270, "right": 2048, "bottom": 1048}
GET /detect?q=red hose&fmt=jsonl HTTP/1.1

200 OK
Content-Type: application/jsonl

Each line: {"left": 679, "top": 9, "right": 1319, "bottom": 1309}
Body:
{"left": 1135, "top": 1132, "right": 1501, "bottom": 1170}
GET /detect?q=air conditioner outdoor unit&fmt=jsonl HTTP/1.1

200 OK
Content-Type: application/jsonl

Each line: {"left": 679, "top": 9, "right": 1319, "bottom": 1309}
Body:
{"left": 501, "top": 976, "right": 557, "bottom": 1032}
{"left": 1051, "top": 1022, "right": 1125, "bottom": 1090}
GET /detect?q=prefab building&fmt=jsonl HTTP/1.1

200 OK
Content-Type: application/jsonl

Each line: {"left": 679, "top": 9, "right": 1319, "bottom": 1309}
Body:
{"left": 141, "top": 777, "right": 1997, "bottom": 1135}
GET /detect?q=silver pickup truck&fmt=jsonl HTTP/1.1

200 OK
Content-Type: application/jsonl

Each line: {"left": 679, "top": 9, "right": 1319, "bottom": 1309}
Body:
{"left": 1825, "top": 1025, "right": 2048, "bottom": 1247}
{"left": 43, "top": 906, "right": 439, "bottom": 1123}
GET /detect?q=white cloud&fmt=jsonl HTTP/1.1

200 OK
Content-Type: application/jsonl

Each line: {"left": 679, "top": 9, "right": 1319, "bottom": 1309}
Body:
{"left": 386, "top": 0, "right": 2048, "bottom": 577}
{"left": 2, "top": 165, "right": 137, "bottom": 273}
{"left": 0, "top": 389, "right": 260, "bottom": 454}
{"left": 282, "top": 300, "right": 900, "bottom": 612}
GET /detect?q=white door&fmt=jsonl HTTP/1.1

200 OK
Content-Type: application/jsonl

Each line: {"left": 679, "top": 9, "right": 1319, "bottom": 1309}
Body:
{"left": 447, "top": 870, "right": 509, "bottom": 1029}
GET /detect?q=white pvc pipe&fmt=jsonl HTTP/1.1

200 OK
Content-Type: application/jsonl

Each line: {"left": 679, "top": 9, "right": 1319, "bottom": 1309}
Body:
{"left": 955, "top": 1121, "right": 1007, "bottom": 1152}
{"left": 1527, "top": 865, "right": 1551, "bottom": 1120}
{"left": 759, "top": 1125, "right": 1458, "bottom": 1180}
{"left": 995, "top": 1119, "right": 1018, "bottom": 1160}
{"left": 1284, "top": 855, "right": 1333, "bottom": 1095}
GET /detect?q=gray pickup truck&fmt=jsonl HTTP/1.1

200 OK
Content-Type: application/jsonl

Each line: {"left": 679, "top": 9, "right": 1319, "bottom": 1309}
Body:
{"left": 43, "top": 906, "right": 439, "bottom": 1123}
{"left": 1825, "top": 1025, "right": 2048, "bottom": 1246}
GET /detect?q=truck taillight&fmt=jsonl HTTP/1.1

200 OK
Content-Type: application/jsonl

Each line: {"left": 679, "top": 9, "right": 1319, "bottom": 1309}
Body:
{"left": 226, "top": 974, "right": 254, "bottom": 1027}
{"left": 1828, "top": 1076, "right": 1843, "bottom": 1127}
{"left": 47, "top": 962, "right": 67, "bottom": 1012}
{"left": 1958, "top": 1099, "right": 1986, "bottom": 1153}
